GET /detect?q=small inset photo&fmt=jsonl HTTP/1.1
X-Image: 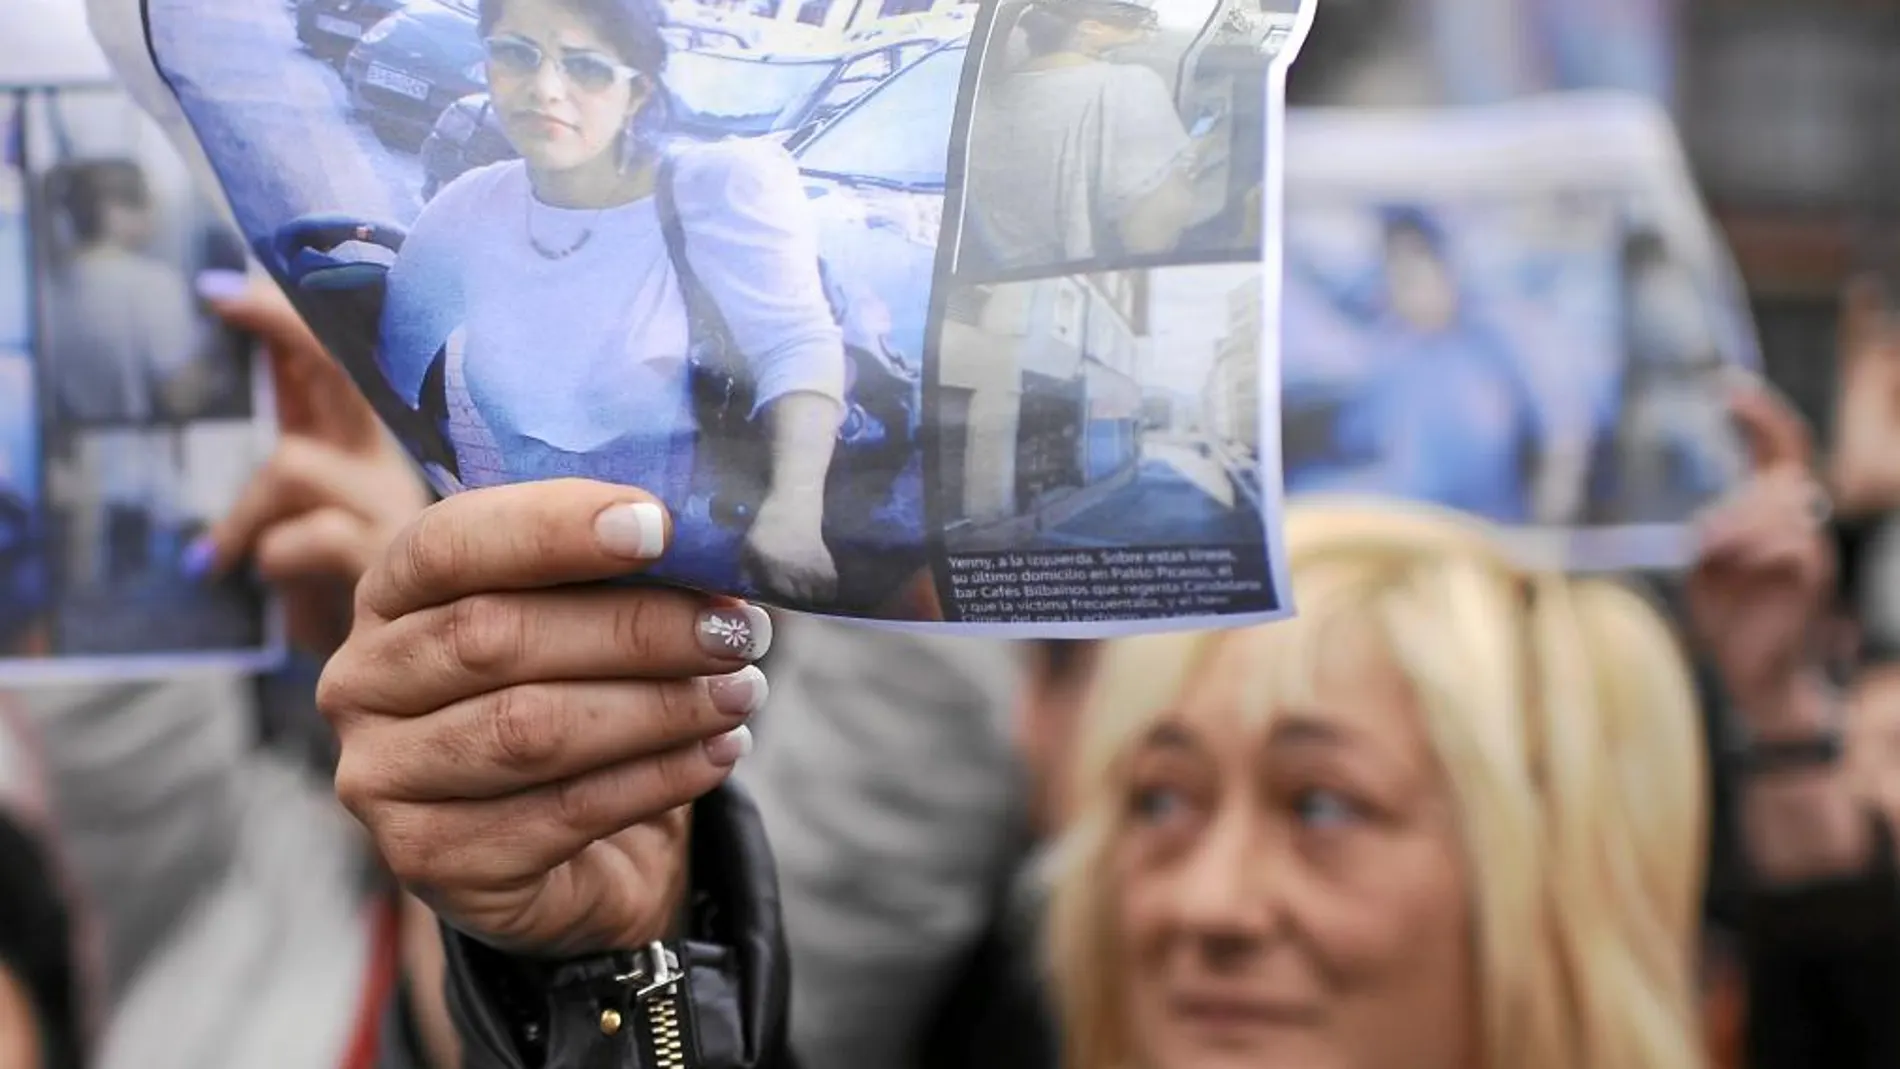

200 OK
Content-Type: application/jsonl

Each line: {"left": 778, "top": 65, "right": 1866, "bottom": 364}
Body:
{"left": 949, "top": 0, "right": 1304, "bottom": 281}
{"left": 937, "top": 262, "right": 1266, "bottom": 553}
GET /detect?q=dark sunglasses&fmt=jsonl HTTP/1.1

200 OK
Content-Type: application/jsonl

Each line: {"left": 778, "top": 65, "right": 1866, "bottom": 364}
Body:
{"left": 483, "top": 34, "right": 640, "bottom": 94}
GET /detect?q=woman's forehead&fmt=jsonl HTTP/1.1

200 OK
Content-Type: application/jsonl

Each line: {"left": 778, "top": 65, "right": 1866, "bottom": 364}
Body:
{"left": 1167, "top": 620, "right": 1417, "bottom": 737}
{"left": 495, "top": 0, "right": 612, "bottom": 46}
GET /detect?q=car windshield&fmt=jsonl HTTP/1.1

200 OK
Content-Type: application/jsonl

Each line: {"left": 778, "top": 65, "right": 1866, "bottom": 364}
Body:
{"left": 795, "top": 45, "right": 961, "bottom": 190}
{"left": 666, "top": 51, "right": 836, "bottom": 135}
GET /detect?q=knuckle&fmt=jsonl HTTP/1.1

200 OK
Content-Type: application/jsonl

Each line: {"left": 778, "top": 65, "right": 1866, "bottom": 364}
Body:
{"left": 486, "top": 686, "right": 563, "bottom": 771}
{"left": 330, "top": 748, "right": 379, "bottom": 817}
{"left": 611, "top": 594, "right": 670, "bottom": 665}
{"left": 314, "top": 657, "right": 362, "bottom": 727}
{"left": 446, "top": 594, "right": 525, "bottom": 676}
{"left": 651, "top": 679, "right": 709, "bottom": 740}
{"left": 651, "top": 745, "right": 712, "bottom": 809}
{"left": 377, "top": 813, "right": 448, "bottom": 888}
{"left": 389, "top": 505, "right": 470, "bottom": 609}
{"left": 550, "top": 773, "right": 607, "bottom": 833}
{"left": 400, "top": 512, "right": 452, "bottom": 600}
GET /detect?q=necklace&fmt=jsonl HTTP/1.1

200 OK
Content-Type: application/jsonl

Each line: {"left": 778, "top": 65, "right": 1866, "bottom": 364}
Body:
{"left": 525, "top": 197, "right": 603, "bottom": 260}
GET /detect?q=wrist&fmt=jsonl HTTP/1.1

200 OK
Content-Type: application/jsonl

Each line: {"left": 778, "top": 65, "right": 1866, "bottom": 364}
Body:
{"left": 755, "top": 489, "right": 823, "bottom": 524}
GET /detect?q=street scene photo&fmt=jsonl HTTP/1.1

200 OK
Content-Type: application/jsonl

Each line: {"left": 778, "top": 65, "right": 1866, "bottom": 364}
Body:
{"left": 0, "top": 84, "right": 276, "bottom": 676}
{"left": 142, "top": 0, "right": 1310, "bottom": 631}
{"left": 935, "top": 264, "right": 1277, "bottom": 623}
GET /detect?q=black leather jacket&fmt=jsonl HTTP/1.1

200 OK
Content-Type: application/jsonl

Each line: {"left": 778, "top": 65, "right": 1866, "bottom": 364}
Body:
{"left": 434, "top": 784, "right": 798, "bottom": 1069}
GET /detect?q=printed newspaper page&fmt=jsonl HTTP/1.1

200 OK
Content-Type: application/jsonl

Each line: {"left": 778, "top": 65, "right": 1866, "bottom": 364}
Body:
{"left": 99, "top": 0, "right": 1311, "bottom": 636}
{"left": 0, "top": 81, "right": 282, "bottom": 683}
{"left": 1281, "top": 92, "right": 1758, "bottom": 572}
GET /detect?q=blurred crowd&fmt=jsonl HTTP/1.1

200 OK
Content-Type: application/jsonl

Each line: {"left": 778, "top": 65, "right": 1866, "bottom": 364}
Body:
{"left": 10, "top": 1, "right": 1900, "bottom": 1069}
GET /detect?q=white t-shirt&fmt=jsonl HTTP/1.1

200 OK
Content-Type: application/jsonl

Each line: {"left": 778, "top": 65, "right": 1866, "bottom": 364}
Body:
{"left": 44, "top": 248, "right": 204, "bottom": 423}
{"left": 963, "top": 60, "right": 1193, "bottom": 272}
{"left": 378, "top": 140, "right": 846, "bottom": 493}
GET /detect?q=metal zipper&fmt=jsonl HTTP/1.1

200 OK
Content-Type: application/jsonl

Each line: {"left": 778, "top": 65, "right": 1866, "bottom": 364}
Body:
{"left": 614, "top": 941, "right": 696, "bottom": 1069}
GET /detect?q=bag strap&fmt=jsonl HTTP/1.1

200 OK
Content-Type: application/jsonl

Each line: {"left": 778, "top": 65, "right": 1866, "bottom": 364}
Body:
{"left": 653, "top": 151, "right": 742, "bottom": 374}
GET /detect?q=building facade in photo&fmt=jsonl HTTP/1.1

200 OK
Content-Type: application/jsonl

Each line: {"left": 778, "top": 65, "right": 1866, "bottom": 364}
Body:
{"left": 939, "top": 272, "right": 1149, "bottom": 540}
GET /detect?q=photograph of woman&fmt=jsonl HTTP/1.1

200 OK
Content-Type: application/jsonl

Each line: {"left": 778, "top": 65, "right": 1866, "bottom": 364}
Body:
{"left": 1282, "top": 206, "right": 1546, "bottom": 524}
{"left": 374, "top": 0, "right": 849, "bottom": 603}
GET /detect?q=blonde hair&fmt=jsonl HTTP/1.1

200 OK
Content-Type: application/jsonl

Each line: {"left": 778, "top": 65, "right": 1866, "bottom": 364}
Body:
{"left": 1047, "top": 499, "right": 1709, "bottom": 1069}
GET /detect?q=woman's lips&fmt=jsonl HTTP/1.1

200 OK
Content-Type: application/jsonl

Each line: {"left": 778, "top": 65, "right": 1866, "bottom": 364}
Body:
{"left": 1167, "top": 991, "right": 1323, "bottom": 1031}
{"left": 515, "top": 110, "right": 576, "bottom": 136}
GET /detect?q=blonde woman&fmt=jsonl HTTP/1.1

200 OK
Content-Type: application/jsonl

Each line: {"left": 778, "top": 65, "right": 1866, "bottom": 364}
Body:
{"left": 1046, "top": 499, "right": 1711, "bottom": 1069}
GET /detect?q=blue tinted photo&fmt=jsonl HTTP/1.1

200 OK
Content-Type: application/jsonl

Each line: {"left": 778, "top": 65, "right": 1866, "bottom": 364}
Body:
{"left": 1282, "top": 194, "right": 1744, "bottom": 537}
{"left": 1282, "top": 197, "right": 1623, "bottom": 527}
{"left": 9, "top": 86, "right": 273, "bottom": 671}
{"left": 149, "top": 0, "right": 974, "bottom": 617}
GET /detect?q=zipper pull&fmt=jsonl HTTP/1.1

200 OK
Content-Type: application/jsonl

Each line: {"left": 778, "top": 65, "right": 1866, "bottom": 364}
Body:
{"left": 610, "top": 941, "right": 699, "bottom": 1069}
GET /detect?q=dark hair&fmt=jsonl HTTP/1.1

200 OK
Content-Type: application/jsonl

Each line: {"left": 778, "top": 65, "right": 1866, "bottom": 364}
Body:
{"left": 47, "top": 159, "right": 149, "bottom": 245}
{"left": 1018, "top": 0, "right": 1154, "bottom": 56}
{"left": 1381, "top": 204, "right": 1446, "bottom": 256}
{"left": 478, "top": 0, "right": 669, "bottom": 81}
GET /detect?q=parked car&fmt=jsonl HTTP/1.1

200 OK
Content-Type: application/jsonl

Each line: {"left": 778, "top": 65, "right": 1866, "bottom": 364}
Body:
{"left": 790, "top": 41, "right": 964, "bottom": 363}
{"left": 341, "top": 0, "right": 484, "bottom": 148}
{"left": 663, "top": 18, "right": 757, "bottom": 51}
{"left": 295, "top": 0, "right": 405, "bottom": 63}
{"left": 418, "top": 38, "right": 940, "bottom": 197}
{"left": 418, "top": 92, "right": 508, "bottom": 200}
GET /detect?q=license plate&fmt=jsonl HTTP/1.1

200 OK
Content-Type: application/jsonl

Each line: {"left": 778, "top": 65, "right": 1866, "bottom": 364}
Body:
{"left": 315, "top": 14, "right": 363, "bottom": 37}
{"left": 365, "top": 64, "right": 430, "bottom": 101}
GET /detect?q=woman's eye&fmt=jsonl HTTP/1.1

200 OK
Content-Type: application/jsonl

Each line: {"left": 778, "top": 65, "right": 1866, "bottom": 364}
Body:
{"left": 1292, "top": 788, "right": 1361, "bottom": 828}
{"left": 1132, "top": 786, "right": 1187, "bottom": 824}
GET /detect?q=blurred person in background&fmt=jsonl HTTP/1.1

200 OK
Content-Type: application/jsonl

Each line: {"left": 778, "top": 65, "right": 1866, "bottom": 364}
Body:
{"left": 735, "top": 619, "right": 1037, "bottom": 1069}
{"left": 1044, "top": 500, "right": 1711, "bottom": 1069}
{"left": 1726, "top": 279, "right": 1900, "bottom": 1069}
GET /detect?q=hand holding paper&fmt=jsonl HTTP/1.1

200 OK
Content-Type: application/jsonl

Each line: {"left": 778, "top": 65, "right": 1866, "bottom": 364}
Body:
{"left": 87, "top": 0, "right": 1313, "bottom": 637}
{"left": 199, "top": 272, "right": 431, "bottom": 654}
{"left": 318, "top": 480, "right": 763, "bottom": 956}
{"left": 1687, "top": 375, "right": 1834, "bottom": 706}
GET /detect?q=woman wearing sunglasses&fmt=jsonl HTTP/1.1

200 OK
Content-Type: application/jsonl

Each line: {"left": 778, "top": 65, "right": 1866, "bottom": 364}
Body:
{"left": 375, "top": 0, "right": 848, "bottom": 604}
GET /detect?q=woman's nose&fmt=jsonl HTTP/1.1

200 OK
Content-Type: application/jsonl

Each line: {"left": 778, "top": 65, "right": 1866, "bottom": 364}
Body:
{"left": 529, "top": 57, "right": 566, "bottom": 102}
{"left": 1173, "top": 809, "right": 1277, "bottom": 940}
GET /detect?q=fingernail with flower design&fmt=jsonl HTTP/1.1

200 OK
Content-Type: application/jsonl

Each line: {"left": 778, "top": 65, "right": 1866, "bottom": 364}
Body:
{"left": 697, "top": 603, "right": 773, "bottom": 662}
